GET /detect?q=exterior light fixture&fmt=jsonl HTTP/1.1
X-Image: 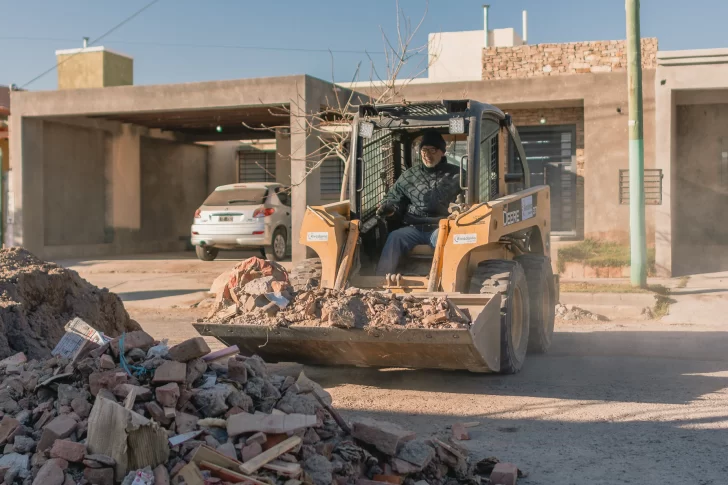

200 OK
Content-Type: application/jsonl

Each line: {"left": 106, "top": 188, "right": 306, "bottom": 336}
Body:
{"left": 539, "top": 117, "right": 547, "bottom": 125}
{"left": 449, "top": 117, "right": 465, "bottom": 134}
{"left": 216, "top": 125, "right": 223, "bottom": 133}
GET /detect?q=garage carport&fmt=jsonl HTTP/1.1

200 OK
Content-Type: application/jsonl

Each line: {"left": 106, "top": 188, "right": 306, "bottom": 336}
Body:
{"left": 8, "top": 75, "right": 352, "bottom": 261}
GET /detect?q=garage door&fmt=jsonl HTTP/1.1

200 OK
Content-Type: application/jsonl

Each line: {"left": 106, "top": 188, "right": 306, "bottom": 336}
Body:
{"left": 238, "top": 150, "right": 276, "bottom": 183}
{"left": 518, "top": 126, "right": 577, "bottom": 234}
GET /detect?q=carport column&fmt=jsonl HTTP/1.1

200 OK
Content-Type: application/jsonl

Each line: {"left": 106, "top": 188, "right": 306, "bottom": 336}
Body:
{"left": 275, "top": 128, "right": 291, "bottom": 186}
{"left": 110, "top": 123, "right": 141, "bottom": 230}
{"left": 654, "top": 83, "right": 674, "bottom": 276}
{"left": 8, "top": 117, "right": 44, "bottom": 255}
{"left": 290, "top": 79, "right": 322, "bottom": 262}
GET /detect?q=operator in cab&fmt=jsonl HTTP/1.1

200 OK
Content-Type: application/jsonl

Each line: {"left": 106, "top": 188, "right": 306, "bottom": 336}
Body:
{"left": 375, "top": 130, "right": 463, "bottom": 276}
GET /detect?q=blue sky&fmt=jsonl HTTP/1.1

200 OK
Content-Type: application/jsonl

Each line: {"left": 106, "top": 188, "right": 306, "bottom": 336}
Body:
{"left": 1, "top": 0, "right": 726, "bottom": 91}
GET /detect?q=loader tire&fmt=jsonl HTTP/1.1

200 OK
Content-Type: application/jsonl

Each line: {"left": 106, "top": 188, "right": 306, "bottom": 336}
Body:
{"left": 470, "top": 260, "right": 530, "bottom": 374}
{"left": 289, "top": 258, "right": 323, "bottom": 292}
{"left": 515, "top": 254, "right": 556, "bottom": 353}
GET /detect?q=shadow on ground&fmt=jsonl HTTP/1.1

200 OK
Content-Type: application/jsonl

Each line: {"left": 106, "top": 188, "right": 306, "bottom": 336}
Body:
{"left": 118, "top": 289, "right": 204, "bottom": 301}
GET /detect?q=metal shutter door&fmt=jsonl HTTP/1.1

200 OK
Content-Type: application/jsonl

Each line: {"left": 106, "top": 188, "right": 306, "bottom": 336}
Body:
{"left": 320, "top": 158, "right": 344, "bottom": 203}
{"left": 518, "top": 126, "right": 577, "bottom": 233}
{"left": 238, "top": 150, "right": 276, "bottom": 183}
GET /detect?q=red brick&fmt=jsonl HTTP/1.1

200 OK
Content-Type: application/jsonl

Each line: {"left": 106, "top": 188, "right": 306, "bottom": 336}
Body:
{"left": 242, "top": 442, "right": 262, "bottom": 462}
{"left": 34, "top": 460, "right": 66, "bottom": 485}
{"left": 50, "top": 439, "right": 86, "bottom": 462}
{"left": 351, "top": 418, "right": 416, "bottom": 455}
{"left": 246, "top": 432, "right": 267, "bottom": 445}
{"left": 99, "top": 355, "right": 115, "bottom": 370}
{"left": 112, "top": 384, "right": 152, "bottom": 401}
{"left": 89, "top": 371, "right": 127, "bottom": 397}
{"left": 0, "top": 416, "right": 19, "bottom": 445}
{"left": 145, "top": 402, "right": 171, "bottom": 426}
{"left": 168, "top": 337, "right": 210, "bottom": 362}
{"left": 155, "top": 383, "right": 180, "bottom": 408}
{"left": 154, "top": 464, "right": 170, "bottom": 485}
{"left": 38, "top": 415, "right": 77, "bottom": 451}
{"left": 152, "top": 361, "right": 187, "bottom": 384}
{"left": 84, "top": 466, "right": 114, "bottom": 485}
{"left": 227, "top": 358, "right": 248, "bottom": 384}
{"left": 490, "top": 462, "right": 518, "bottom": 485}
{"left": 110, "top": 330, "right": 155, "bottom": 357}
{"left": 451, "top": 423, "right": 470, "bottom": 441}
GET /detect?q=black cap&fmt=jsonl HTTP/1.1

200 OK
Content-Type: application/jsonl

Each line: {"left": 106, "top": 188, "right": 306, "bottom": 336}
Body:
{"left": 419, "top": 130, "right": 446, "bottom": 153}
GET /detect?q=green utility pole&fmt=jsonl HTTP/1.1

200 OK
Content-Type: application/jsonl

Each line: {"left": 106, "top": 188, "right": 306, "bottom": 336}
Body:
{"left": 626, "top": 0, "right": 647, "bottom": 287}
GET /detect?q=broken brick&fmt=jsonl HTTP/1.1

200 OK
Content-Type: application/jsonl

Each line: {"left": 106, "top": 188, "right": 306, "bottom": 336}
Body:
{"left": 84, "top": 467, "right": 114, "bottom": 485}
{"left": 246, "top": 432, "right": 267, "bottom": 445}
{"left": 112, "top": 383, "right": 152, "bottom": 401}
{"left": 175, "top": 412, "right": 199, "bottom": 434}
{"left": 88, "top": 371, "right": 127, "bottom": 397}
{"left": 38, "top": 415, "right": 77, "bottom": 451}
{"left": 110, "top": 330, "right": 155, "bottom": 357}
{"left": 227, "top": 358, "right": 248, "bottom": 384}
{"left": 99, "top": 355, "right": 115, "bottom": 370}
{"left": 145, "top": 402, "right": 172, "bottom": 426}
{"left": 152, "top": 360, "right": 187, "bottom": 384}
{"left": 451, "top": 422, "right": 470, "bottom": 441}
{"left": 155, "top": 383, "right": 180, "bottom": 408}
{"left": 50, "top": 440, "right": 86, "bottom": 463}
{"left": 490, "top": 462, "right": 518, "bottom": 485}
{"left": 0, "top": 416, "right": 19, "bottom": 445}
{"left": 242, "top": 441, "right": 263, "bottom": 462}
{"left": 168, "top": 337, "right": 211, "bottom": 362}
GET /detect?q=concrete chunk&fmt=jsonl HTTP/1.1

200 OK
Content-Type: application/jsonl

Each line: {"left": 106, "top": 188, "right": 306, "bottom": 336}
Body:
{"left": 227, "top": 412, "right": 317, "bottom": 437}
{"left": 490, "top": 462, "right": 518, "bottom": 485}
{"left": 351, "top": 418, "right": 415, "bottom": 456}
{"left": 50, "top": 440, "right": 86, "bottom": 463}
{"left": 155, "top": 383, "right": 180, "bottom": 408}
{"left": 38, "top": 416, "right": 77, "bottom": 451}
{"left": 152, "top": 360, "right": 187, "bottom": 384}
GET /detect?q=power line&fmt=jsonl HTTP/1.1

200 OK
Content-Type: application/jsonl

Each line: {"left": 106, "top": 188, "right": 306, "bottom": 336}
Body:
{"left": 19, "top": 0, "right": 162, "bottom": 88}
{"left": 1, "top": 36, "right": 400, "bottom": 56}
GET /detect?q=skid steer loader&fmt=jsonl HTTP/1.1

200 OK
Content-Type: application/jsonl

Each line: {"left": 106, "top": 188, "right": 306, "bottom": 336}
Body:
{"left": 195, "top": 100, "right": 557, "bottom": 373}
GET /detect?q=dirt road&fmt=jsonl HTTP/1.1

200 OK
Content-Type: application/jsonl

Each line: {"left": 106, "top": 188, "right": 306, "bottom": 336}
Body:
{"left": 59, "top": 253, "right": 728, "bottom": 485}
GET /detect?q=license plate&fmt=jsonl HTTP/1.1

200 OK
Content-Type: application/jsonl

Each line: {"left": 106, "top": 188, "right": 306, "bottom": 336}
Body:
{"left": 218, "top": 216, "right": 233, "bottom": 222}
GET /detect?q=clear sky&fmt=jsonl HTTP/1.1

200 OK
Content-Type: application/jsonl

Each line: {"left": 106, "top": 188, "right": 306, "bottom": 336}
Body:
{"left": 1, "top": 0, "right": 726, "bottom": 91}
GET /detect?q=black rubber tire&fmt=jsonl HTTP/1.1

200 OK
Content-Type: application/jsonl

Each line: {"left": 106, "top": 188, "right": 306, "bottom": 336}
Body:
{"left": 195, "top": 245, "right": 219, "bottom": 262}
{"left": 515, "top": 254, "right": 556, "bottom": 353}
{"left": 289, "top": 258, "right": 323, "bottom": 291}
{"left": 265, "top": 227, "right": 288, "bottom": 261}
{"left": 470, "top": 260, "right": 530, "bottom": 374}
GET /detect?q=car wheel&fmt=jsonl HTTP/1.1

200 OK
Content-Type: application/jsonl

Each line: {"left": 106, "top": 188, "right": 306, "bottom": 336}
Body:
{"left": 266, "top": 228, "right": 287, "bottom": 261}
{"left": 195, "top": 245, "right": 219, "bottom": 262}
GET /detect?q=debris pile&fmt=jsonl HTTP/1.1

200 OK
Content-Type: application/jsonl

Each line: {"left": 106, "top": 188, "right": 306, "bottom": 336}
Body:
{"left": 0, "top": 329, "right": 513, "bottom": 484}
{"left": 555, "top": 303, "right": 608, "bottom": 322}
{"left": 206, "top": 257, "right": 471, "bottom": 329}
{"left": 0, "top": 248, "right": 140, "bottom": 360}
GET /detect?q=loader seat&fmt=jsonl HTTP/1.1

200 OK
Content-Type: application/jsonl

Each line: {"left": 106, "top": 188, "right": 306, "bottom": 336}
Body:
{"left": 409, "top": 245, "right": 436, "bottom": 258}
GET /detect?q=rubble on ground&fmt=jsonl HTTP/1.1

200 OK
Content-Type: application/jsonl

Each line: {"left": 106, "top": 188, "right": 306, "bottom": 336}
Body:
{"left": 0, "top": 328, "right": 513, "bottom": 484}
{"left": 206, "top": 257, "right": 471, "bottom": 329}
{"left": 555, "top": 303, "right": 608, "bottom": 322}
{"left": 0, "top": 248, "right": 140, "bottom": 360}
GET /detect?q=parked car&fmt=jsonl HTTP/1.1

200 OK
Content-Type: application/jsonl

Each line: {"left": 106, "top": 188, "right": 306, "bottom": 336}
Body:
{"left": 191, "top": 182, "right": 291, "bottom": 261}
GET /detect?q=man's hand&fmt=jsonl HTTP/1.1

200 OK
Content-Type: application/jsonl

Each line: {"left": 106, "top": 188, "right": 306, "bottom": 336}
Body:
{"left": 376, "top": 201, "right": 396, "bottom": 218}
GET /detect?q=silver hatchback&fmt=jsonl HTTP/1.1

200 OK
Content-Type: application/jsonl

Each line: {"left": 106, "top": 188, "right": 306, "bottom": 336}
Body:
{"left": 191, "top": 183, "right": 292, "bottom": 261}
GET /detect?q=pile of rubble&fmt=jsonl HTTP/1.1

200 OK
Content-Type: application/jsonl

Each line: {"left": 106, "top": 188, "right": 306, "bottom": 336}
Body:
{"left": 0, "top": 248, "right": 140, "bottom": 360}
{"left": 555, "top": 303, "right": 608, "bottom": 322}
{"left": 0, "top": 329, "right": 519, "bottom": 485}
{"left": 206, "top": 258, "right": 471, "bottom": 330}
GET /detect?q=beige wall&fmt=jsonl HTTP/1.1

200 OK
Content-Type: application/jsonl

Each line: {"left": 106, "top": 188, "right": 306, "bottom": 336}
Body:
{"left": 57, "top": 50, "right": 132, "bottom": 89}
{"left": 207, "top": 141, "right": 240, "bottom": 193}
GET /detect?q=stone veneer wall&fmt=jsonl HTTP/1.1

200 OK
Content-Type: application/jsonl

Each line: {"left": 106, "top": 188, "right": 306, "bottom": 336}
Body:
{"left": 483, "top": 38, "right": 658, "bottom": 80}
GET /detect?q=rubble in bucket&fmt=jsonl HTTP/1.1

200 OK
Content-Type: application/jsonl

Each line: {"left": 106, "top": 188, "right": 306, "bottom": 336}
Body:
{"left": 0, "top": 247, "right": 141, "bottom": 360}
{"left": 206, "top": 257, "right": 471, "bottom": 329}
{"left": 0, "top": 323, "right": 520, "bottom": 485}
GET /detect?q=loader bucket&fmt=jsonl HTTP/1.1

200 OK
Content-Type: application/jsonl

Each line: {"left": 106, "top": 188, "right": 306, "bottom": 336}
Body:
{"left": 193, "top": 293, "right": 502, "bottom": 373}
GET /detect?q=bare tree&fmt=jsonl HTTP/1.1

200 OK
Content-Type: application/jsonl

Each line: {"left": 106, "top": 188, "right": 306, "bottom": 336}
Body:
{"left": 243, "top": 0, "right": 439, "bottom": 201}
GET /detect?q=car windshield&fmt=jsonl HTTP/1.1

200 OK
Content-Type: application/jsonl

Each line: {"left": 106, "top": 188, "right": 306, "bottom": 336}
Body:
{"left": 203, "top": 188, "right": 268, "bottom": 206}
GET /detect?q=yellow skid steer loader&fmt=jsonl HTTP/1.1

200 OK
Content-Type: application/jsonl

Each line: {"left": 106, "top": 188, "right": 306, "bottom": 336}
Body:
{"left": 196, "top": 100, "right": 557, "bottom": 373}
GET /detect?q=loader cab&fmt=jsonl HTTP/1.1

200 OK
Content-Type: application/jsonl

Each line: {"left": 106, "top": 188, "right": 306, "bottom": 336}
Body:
{"left": 348, "top": 100, "right": 531, "bottom": 277}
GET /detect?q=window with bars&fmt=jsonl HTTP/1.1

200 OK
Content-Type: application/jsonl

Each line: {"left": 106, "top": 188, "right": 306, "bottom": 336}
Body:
{"left": 320, "top": 157, "right": 345, "bottom": 203}
{"left": 238, "top": 150, "right": 276, "bottom": 183}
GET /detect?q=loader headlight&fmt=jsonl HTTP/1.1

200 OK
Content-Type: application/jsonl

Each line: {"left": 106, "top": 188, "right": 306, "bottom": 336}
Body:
{"left": 359, "top": 121, "right": 374, "bottom": 139}
{"left": 449, "top": 117, "right": 465, "bottom": 134}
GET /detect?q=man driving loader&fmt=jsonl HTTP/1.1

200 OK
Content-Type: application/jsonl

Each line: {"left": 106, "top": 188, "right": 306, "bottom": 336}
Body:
{"left": 375, "top": 130, "right": 463, "bottom": 276}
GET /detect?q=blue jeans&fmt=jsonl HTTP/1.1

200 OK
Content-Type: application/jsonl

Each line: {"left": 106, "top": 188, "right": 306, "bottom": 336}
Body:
{"left": 376, "top": 226, "right": 439, "bottom": 276}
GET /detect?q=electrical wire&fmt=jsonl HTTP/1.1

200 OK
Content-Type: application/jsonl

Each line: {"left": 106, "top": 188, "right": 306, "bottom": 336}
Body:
{"left": 19, "top": 0, "right": 162, "bottom": 88}
{"left": 1, "top": 36, "right": 398, "bottom": 56}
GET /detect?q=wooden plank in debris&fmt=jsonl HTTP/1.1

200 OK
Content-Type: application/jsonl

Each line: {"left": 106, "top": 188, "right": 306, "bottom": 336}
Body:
{"left": 199, "top": 461, "right": 268, "bottom": 485}
{"left": 191, "top": 444, "right": 243, "bottom": 470}
{"left": 177, "top": 462, "right": 204, "bottom": 485}
{"left": 239, "top": 436, "right": 302, "bottom": 475}
{"left": 227, "top": 412, "right": 317, "bottom": 437}
{"left": 431, "top": 438, "right": 466, "bottom": 460}
{"left": 124, "top": 387, "right": 137, "bottom": 410}
{"left": 309, "top": 391, "right": 350, "bottom": 434}
{"left": 262, "top": 459, "right": 302, "bottom": 478}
